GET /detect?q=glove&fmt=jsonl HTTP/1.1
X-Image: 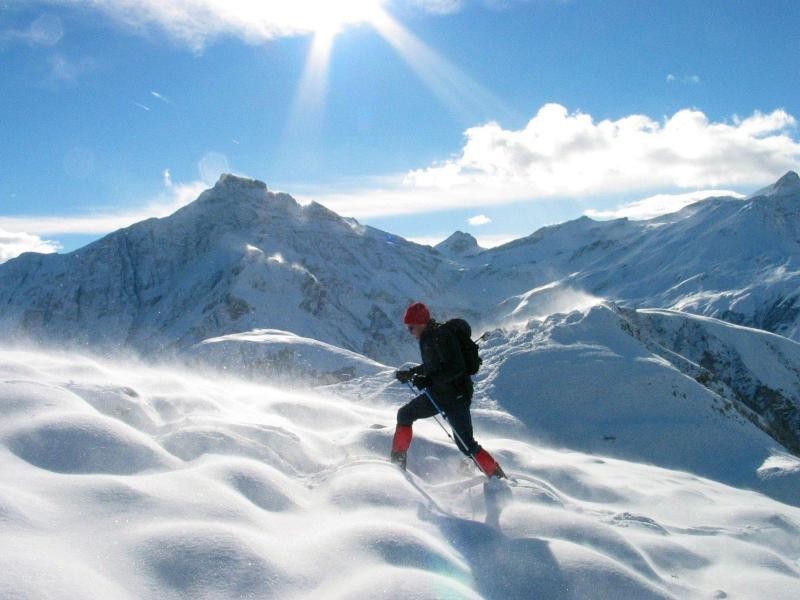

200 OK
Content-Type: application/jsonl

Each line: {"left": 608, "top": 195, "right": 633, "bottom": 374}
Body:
{"left": 395, "top": 369, "right": 413, "bottom": 383}
{"left": 412, "top": 374, "right": 432, "bottom": 389}
{"left": 396, "top": 365, "right": 423, "bottom": 384}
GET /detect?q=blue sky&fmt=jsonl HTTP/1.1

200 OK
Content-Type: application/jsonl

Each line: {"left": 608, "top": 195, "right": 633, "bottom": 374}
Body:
{"left": 1, "top": 0, "right": 799, "bottom": 259}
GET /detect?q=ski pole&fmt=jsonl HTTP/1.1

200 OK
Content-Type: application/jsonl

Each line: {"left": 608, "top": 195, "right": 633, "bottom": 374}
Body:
{"left": 405, "top": 381, "right": 455, "bottom": 443}
{"left": 405, "top": 381, "right": 485, "bottom": 475}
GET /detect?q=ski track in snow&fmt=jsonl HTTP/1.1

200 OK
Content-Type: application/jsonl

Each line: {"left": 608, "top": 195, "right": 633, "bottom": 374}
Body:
{"left": 1, "top": 347, "right": 800, "bottom": 599}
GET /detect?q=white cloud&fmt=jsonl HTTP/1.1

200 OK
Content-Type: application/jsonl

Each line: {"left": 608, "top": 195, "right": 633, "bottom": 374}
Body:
{"left": 0, "top": 228, "right": 61, "bottom": 263}
{"left": 0, "top": 180, "right": 207, "bottom": 237}
{"left": 468, "top": 214, "right": 492, "bottom": 226}
{"left": 585, "top": 189, "right": 745, "bottom": 221}
{"left": 407, "top": 0, "right": 464, "bottom": 14}
{"left": 45, "top": 53, "right": 96, "bottom": 85}
{"left": 406, "top": 104, "right": 798, "bottom": 199}
{"left": 31, "top": 1, "right": 480, "bottom": 49}
{"left": 305, "top": 104, "right": 799, "bottom": 219}
{"left": 2, "top": 13, "right": 63, "bottom": 46}
{"left": 40, "top": 0, "right": 392, "bottom": 49}
{"left": 667, "top": 74, "right": 701, "bottom": 84}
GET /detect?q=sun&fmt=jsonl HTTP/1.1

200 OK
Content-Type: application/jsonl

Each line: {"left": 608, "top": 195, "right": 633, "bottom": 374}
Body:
{"left": 307, "top": 0, "right": 387, "bottom": 39}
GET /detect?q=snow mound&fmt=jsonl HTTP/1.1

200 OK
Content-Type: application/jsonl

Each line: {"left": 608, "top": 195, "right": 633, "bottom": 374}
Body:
{"left": 6, "top": 413, "right": 177, "bottom": 475}
{"left": 1, "top": 346, "right": 800, "bottom": 598}
{"left": 187, "top": 328, "right": 389, "bottom": 385}
{"left": 129, "top": 522, "right": 290, "bottom": 597}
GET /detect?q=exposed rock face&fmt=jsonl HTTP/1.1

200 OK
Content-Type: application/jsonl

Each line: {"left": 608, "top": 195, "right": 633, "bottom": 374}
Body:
{"left": 619, "top": 307, "right": 800, "bottom": 457}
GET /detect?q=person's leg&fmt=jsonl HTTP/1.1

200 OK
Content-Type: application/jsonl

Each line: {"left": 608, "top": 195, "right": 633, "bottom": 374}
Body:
{"left": 391, "top": 393, "right": 438, "bottom": 468}
{"left": 444, "top": 403, "right": 481, "bottom": 456}
{"left": 446, "top": 403, "right": 505, "bottom": 478}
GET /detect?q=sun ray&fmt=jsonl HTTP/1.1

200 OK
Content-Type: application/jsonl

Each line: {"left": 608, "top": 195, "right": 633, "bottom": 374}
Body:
{"left": 283, "top": 2, "right": 385, "bottom": 158}
{"left": 282, "top": 30, "right": 336, "bottom": 166}
{"left": 282, "top": 2, "right": 512, "bottom": 167}
{"left": 369, "top": 8, "right": 512, "bottom": 125}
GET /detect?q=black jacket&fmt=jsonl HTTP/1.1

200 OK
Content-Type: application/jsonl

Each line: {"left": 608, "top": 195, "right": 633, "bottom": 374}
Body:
{"left": 418, "top": 320, "right": 473, "bottom": 405}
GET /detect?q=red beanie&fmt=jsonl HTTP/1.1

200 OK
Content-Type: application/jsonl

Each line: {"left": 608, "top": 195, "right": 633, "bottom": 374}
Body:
{"left": 403, "top": 302, "right": 431, "bottom": 325}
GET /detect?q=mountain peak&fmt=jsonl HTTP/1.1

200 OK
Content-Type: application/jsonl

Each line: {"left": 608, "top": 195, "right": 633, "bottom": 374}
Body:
{"left": 773, "top": 170, "right": 800, "bottom": 193}
{"left": 187, "top": 173, "right": 301, "bottom": 217}
{"left": 748, "top": 170, "right": 800, "bottom": 199}
{"left": 213, "top": 173, "right": 268, "bottom": 192}
{"left": 435, "top": 231, "right": 482, "bottom": 257}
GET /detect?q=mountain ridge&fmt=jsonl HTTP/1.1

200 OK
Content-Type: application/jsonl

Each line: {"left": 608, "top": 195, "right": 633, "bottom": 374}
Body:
{"left": 2, "top": 171, "right": 800, "bottom": 358}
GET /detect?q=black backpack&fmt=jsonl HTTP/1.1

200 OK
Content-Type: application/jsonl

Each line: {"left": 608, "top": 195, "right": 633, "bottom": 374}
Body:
{"left": 442, "top": 318, "right": 482, "bottom": 375}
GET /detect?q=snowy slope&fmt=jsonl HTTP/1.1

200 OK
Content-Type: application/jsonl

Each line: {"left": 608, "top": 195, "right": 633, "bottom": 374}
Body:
{"left": 474, "top": 304, "right": 800, "bottom": 505}
{"left": 621, "top": 307, "right": 800, "bottom": 456}
{"left": 185, "top": 329, "right": 390, "bottom": 385}
{"left": 2, "top": 346, "right": 800, "bottom": 599}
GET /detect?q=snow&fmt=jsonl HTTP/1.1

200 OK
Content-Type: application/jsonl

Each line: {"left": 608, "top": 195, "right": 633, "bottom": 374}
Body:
{"left": 435, "top": 231, "right": 483, "bottom": 258}
{"left": 186, "top": 328, "right": 389, "bottom": 385}
{"left": 747, "top": 171, "right": 800, "bottom": 199}
{"left": 2, "top": 342, "right": 800, "bottom": 599}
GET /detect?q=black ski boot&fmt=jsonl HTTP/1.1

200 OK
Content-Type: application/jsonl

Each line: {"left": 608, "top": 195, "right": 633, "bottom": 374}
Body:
{"left": 390, "top": 450, "right": 407, "bottom": 470}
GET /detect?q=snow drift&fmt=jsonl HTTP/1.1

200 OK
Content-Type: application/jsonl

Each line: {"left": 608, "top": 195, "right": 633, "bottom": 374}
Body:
{"left": 1, "top": 342, "right": 800, "bottom": 599}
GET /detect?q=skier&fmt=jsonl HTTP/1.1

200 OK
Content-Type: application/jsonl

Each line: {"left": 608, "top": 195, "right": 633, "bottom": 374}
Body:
{"left": 392, "top": 302, "right": 506, "bottom": 479}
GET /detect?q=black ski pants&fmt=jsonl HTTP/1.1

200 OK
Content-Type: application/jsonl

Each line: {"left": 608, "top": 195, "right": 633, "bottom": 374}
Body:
{"left": 396, "top": 391, "right": 481, "bottom": 457}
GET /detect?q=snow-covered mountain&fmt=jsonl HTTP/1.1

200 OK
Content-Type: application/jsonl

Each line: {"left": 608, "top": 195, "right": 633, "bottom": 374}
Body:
{"left": 2, "top": 171, "right": 799, "bottom": 365}
{"left": 459, "top": 170, "right": 800, "bottom": 341}
{"left": 435, "top": 231, "right": 483, "bottom": 258}
{"left": 620, "top": 307, "right": 800, "bottom": 458}
{"left": 0, "top": 175, "right": 452, "bottom": 365}
{"left": 185, "top": 328, "right": 389, "bottom": 386}
{"left": 748, "top": 170, "right": 800, "bottom": 199}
